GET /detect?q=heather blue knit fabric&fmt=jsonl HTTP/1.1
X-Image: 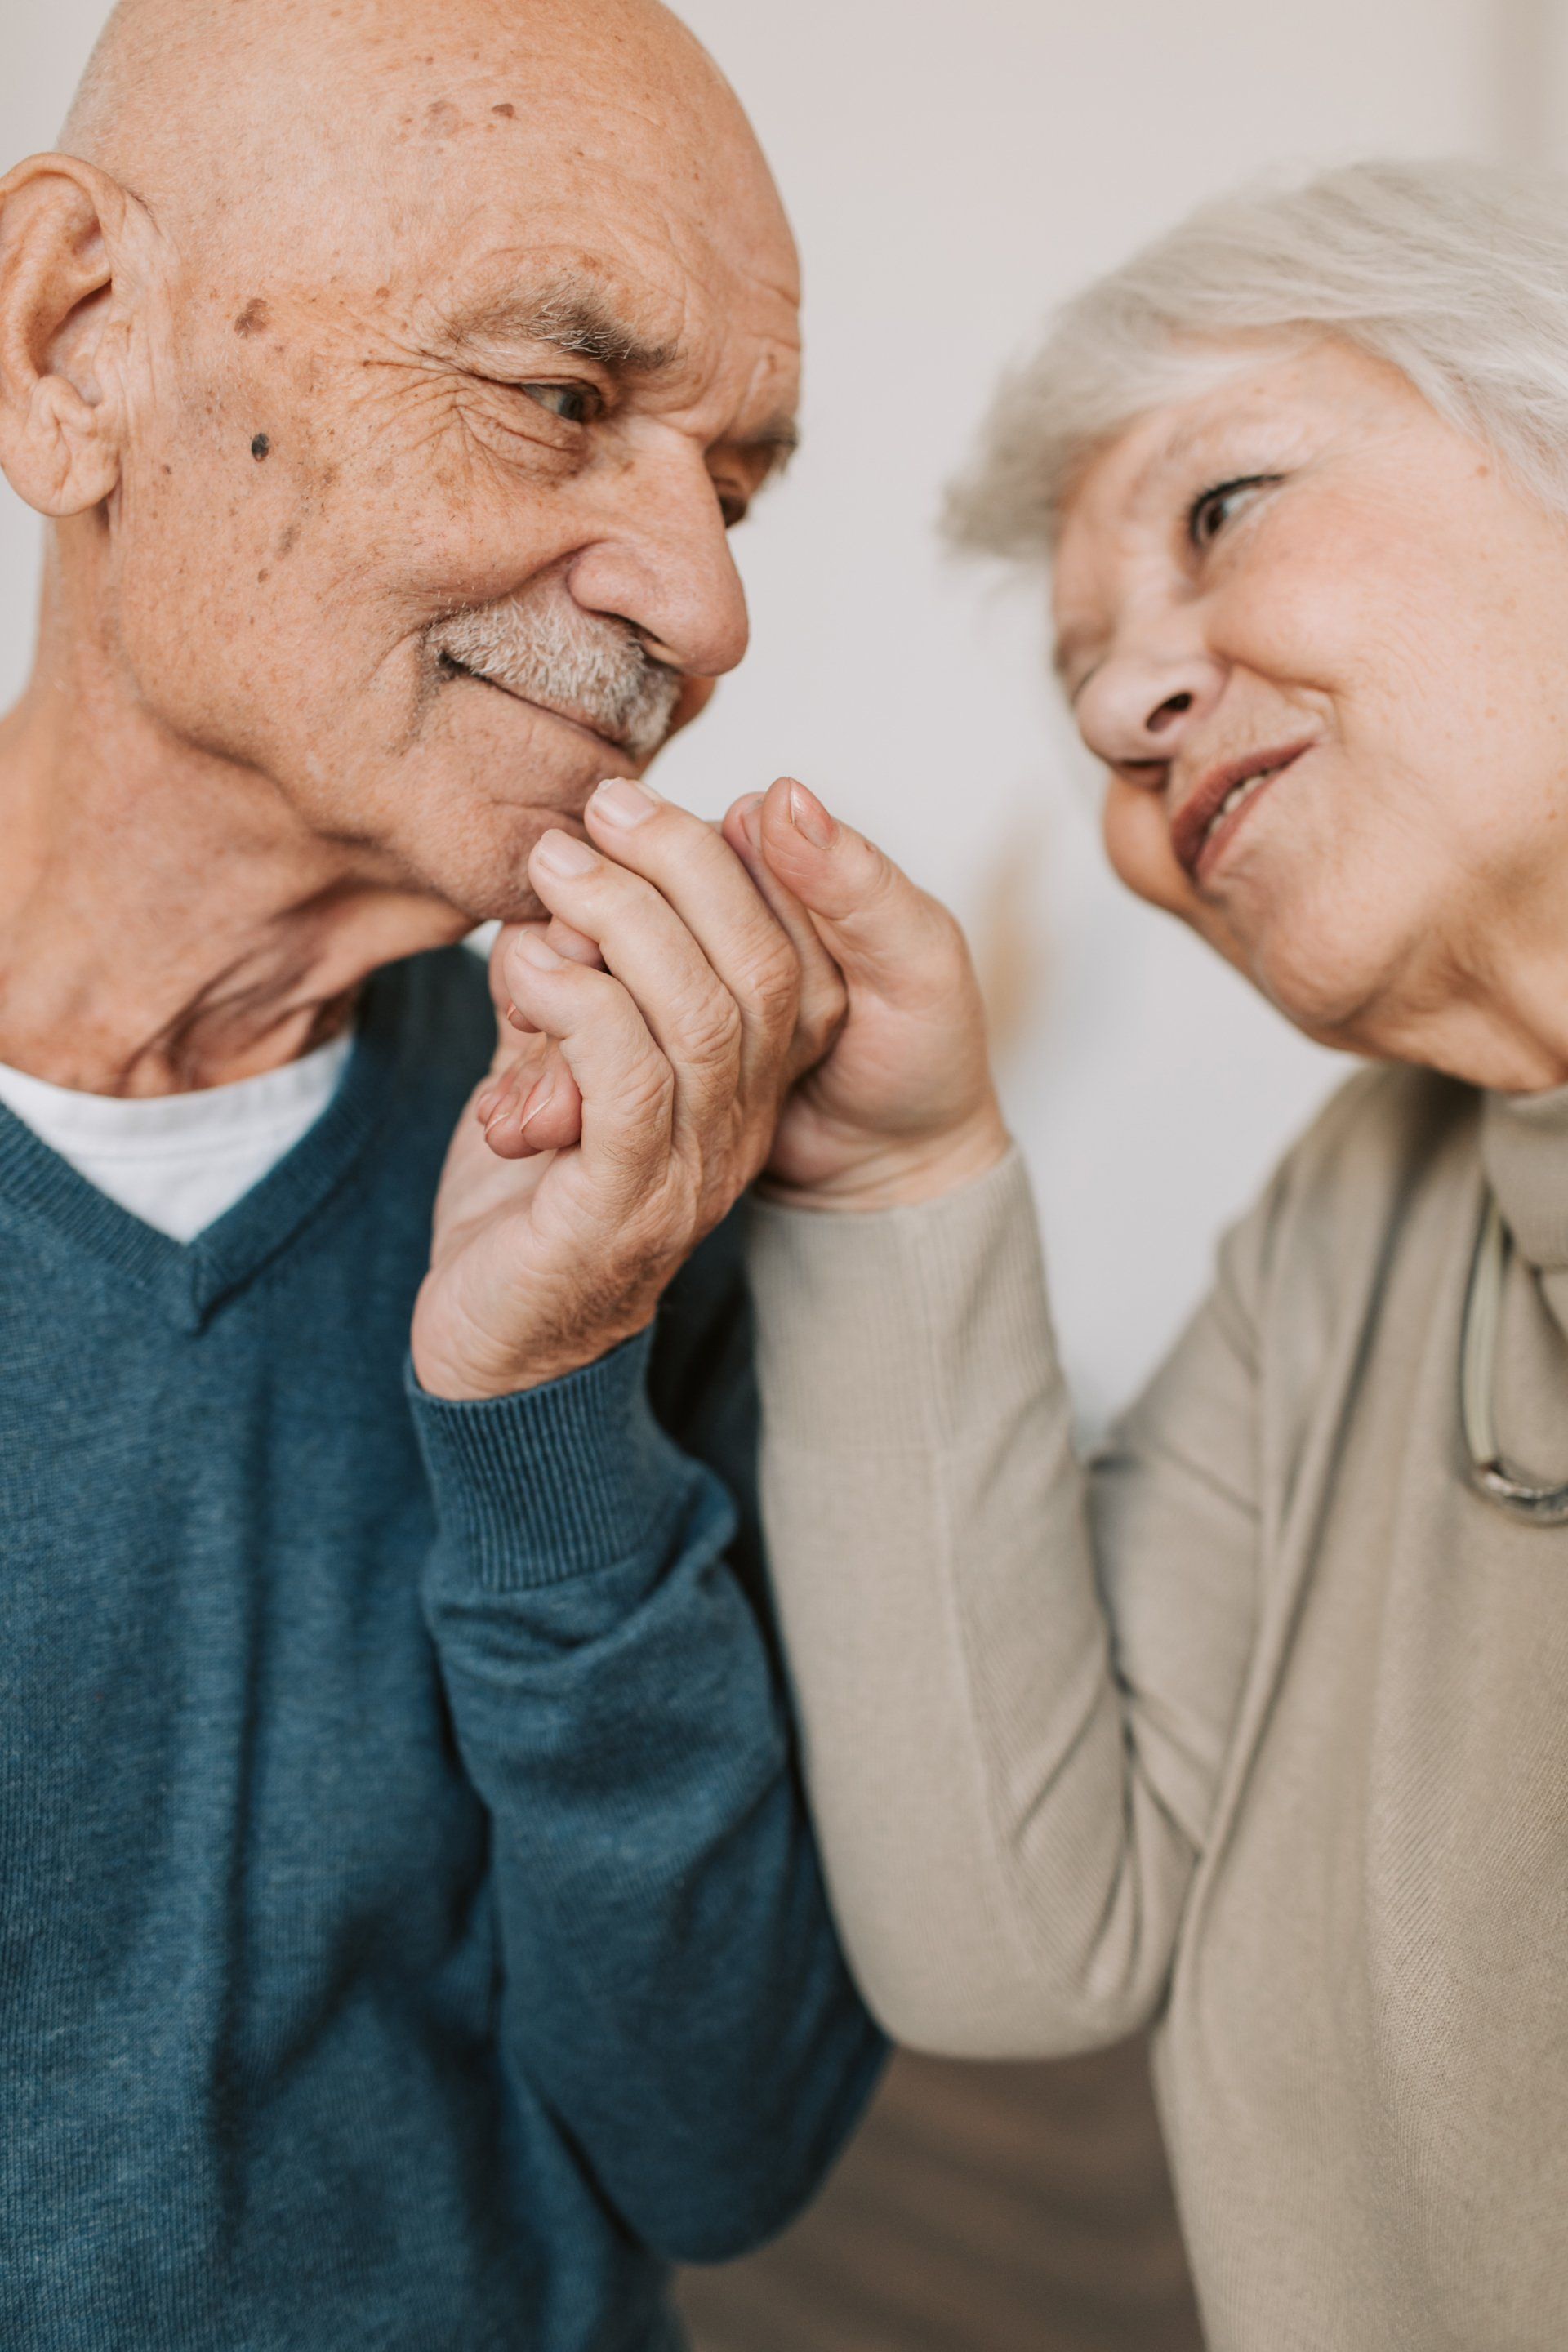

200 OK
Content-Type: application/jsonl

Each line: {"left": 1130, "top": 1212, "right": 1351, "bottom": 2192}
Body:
{"left": 0, "top": 946, "right": 881, "bottom": 2350}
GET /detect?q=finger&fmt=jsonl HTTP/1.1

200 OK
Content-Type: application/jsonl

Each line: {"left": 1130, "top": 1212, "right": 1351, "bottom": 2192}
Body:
{"left": 490, "top": 917, "right": 604, "bottom": 1042}
{"left": 722, "top": 791, "right": 848, "bottom": 1076}
{"left": 580, "top": 777, "right": 802, "bottom": 1089}
{"left": 755, "top": 776, "right": 957, "bottom": 1001}
{"left": 542, "top": 915, "right": 604, "bottom": 967}
{"left": 479, "top": 1037, "right": 585, "bottom": 1160}
{"left": 526, "top": 826, "right": 750, "bottom": 1137}
{"left": 499, "top": 928, "right": 675, "bottom": 1200}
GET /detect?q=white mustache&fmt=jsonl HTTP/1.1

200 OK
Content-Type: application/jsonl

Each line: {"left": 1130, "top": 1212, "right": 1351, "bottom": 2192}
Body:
{"left": 430, "top": 591, "right": 682, "bottom": 760}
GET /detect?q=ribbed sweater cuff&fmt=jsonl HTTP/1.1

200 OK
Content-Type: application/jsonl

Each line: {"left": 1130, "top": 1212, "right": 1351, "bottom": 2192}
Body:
{"left": 408, "top": 1329, "right": 681, "bottom": 1591}
{"left": 746, "top": 1147, "right": 1058, "bottom": 1454}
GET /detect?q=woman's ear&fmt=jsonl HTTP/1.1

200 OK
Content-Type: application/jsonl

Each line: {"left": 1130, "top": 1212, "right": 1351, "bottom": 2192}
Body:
{"left": 0, "top": 154, "right": 140, "bottom": 518}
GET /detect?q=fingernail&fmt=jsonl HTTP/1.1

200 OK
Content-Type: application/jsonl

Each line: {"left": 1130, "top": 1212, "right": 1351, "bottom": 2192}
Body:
{"left": 515, "top": 931, "right": 566, "bottom": 971}
{"left": 518, "top": 1073, "right": 556, "bottom": 1132}
{"left": 475, "top": 1086, "right": 500, "bottom": 1124}
{"left": 736, "top": 792, "right": 764, "bottom": 851}
{"left": 787, "top": 780, "right": 835, "bottom": 849}
{"left": 591, "top": 776, "right": 661, "bottom": 828}
{"left": 534, "top": 831, "right": 599, "bottom": 878}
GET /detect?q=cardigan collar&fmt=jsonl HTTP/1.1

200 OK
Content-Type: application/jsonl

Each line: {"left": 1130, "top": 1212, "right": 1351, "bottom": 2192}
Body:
{"left": 1481, "top": 1077, "right": 1568, "bottom": 1271}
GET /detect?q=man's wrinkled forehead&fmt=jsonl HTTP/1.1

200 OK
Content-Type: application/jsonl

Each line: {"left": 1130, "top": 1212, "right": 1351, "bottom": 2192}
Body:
{"left": 69, "top": 0, "right": 799, "bottom": 315}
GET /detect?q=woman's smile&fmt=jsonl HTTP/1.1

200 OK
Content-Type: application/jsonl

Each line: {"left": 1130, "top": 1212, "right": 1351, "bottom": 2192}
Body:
{"left": 1173, "top": 736, "right": 1319, "bottom": 884}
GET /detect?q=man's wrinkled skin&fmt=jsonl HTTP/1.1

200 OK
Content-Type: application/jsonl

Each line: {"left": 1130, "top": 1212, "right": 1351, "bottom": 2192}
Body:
{"left": 0, "top": 0, "right": 796, "bottom": 1094}
{"left": 0, "top": 0, "right": 800, "bottom": 1397}
{"left": 0, "top": 0, "right": 1009, "bottom": 1400}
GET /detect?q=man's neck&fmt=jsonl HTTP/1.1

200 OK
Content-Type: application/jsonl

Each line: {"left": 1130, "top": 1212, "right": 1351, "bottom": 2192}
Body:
{"left": 0, "top": 622, "right": 467, "bottom": 1098}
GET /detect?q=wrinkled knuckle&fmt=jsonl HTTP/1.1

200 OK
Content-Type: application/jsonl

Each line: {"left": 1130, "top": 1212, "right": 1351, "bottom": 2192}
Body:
{"left": 743, "top": 935, "right": 803, "bottom": 1030}
{"left": 619, "top": 1043, "right": 675, "bottom": 1125}
{"left": 677, "top": 987, "right": 744, "bottom": 1071}
{"left": 625, "top": 1165, "right": 698, "bottom": 1258}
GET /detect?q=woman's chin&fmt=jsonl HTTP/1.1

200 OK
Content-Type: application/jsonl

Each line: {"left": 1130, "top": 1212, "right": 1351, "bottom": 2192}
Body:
{"left": 1234, "top": 916, "right": 1398, "bottom": 1054}
{"left": 1178, "top": 835, "right": 1389, "bottom": 1040}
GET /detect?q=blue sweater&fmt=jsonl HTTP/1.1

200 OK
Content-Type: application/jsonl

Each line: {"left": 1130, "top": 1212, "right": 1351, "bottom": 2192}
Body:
{"left": 0, "top": 946, "right": 882, "bottom": 2350}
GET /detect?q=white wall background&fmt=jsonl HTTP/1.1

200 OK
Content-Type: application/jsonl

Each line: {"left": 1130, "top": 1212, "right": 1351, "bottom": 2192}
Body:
{"left": 0, "top": 0, "right": 1546, "bottom": 1414}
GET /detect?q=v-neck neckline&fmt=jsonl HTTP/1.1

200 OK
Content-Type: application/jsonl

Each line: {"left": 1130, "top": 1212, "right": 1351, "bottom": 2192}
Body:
{"left": 0, "top": 963, "right": 413, "bottom": 1334}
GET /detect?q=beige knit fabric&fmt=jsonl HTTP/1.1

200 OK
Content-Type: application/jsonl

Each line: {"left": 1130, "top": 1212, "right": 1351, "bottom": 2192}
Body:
{"left": 747, "top": 1064, "right": 1568, "bottom": 2352}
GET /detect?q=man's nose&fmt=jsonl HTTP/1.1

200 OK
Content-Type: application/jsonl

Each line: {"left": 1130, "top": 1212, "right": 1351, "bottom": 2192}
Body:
{"left": 1076, "top": 646, "right": 1224, "bottom": 784}
{"left": 565, "top": 446, "right": 751, "bottom": 683}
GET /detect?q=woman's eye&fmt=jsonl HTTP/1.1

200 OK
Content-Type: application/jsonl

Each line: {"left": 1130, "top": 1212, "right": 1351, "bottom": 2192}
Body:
{"left": 1187, "top": 474, "right": 1278, "bottom": 550}
{"left": 519, "top": 383, "right": 600, "bottom": 425}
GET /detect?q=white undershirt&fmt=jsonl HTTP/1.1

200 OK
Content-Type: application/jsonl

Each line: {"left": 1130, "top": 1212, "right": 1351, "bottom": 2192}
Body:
{"left": 0, "top": 1031, "right": 354, "bottom": 1242}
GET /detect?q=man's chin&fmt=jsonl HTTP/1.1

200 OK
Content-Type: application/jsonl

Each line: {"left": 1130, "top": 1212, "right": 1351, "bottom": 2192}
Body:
{"left": 391, "top": 797, "right": 578, "bottom": 932}
{"left": 414, "top": 835, "right": 553, "bottom": 931}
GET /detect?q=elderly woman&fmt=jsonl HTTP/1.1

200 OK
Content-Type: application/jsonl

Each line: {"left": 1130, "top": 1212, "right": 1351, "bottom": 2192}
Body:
{"left": 738, "top": 159, "right": 1568, "bottom": 2350}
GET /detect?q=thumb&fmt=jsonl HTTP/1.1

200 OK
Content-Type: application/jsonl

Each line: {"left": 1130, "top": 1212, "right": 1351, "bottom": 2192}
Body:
{"left": 756, "top": 776, "right": 937, "bottom": 987}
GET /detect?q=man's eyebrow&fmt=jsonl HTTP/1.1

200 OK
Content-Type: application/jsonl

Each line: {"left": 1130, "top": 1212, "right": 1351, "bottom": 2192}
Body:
{"left": 447, "top": 280, "right": 800, "bottom": 477}
{"left": 736, "top": 413, "right": 800, "bottom": 481}
{"left": 448, "top": 280, "right": 680, "bottom": 376}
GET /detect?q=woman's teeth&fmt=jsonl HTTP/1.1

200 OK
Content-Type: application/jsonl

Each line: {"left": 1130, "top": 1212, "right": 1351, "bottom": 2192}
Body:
{"left": 1205, "top": 764, "right": 1280, "bottom": 845}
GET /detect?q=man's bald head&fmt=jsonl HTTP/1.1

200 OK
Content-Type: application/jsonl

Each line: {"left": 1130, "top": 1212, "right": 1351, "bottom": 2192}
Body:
{"left": 1, "top": 0, "right": 800, "bottom": 923}
{"left": 62, "top": 0, "right": 791, "bottom": 282}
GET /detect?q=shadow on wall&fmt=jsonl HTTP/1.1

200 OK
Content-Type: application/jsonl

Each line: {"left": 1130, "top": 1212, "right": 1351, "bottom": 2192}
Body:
{"left": 678, "top": 2041, "right": 1202, "bottom": 2352}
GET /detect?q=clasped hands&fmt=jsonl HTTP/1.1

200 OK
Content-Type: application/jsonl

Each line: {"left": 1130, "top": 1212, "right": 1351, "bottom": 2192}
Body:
{"left": 412, "top": 774, "right": 1009, "bottom": 1401}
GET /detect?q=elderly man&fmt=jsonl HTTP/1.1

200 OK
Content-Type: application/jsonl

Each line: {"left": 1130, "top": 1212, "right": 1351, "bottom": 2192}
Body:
{"left": 0, "top": 0, "right": 884, "bottom": 2342}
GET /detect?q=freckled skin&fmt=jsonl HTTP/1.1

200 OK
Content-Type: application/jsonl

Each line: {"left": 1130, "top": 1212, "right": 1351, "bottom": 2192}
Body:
{"left": 0, "top": 0, "right": 800, "bottom": 1090}
{"left": 1056, "top": 341, "right": 1568, "bottom": 1093}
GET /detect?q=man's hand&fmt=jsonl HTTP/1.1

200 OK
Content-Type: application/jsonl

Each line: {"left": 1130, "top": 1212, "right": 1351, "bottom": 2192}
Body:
{"left": 721, "top": 776, "right": 1011, "bottom": 1212}
{"left": 411, "top": 777, "right": 846, "bottom": 1401}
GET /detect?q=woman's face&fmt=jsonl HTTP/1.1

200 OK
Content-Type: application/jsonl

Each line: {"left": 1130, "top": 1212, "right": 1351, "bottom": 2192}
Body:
{"left": 1054, "top": 339, "right": 1568, "bottom": 1085}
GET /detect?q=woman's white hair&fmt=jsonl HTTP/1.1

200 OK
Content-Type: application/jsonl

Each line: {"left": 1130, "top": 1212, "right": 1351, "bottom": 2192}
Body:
{"left": 946, "top": 157, "right": 1568, "bottom": 558}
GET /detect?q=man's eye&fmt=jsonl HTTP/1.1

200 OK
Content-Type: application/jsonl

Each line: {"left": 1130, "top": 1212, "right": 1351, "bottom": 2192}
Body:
{"left": 519, "top": 383, "right": 601, "bottom": 425}
{"left": 1187, "top": 474, "right": 1279, "bottom": 550}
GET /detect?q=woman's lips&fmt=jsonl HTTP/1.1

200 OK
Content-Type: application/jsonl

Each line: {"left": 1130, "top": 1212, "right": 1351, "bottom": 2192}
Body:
{"left": 1172, "top": 740, "right": 1316, "bottom": 883}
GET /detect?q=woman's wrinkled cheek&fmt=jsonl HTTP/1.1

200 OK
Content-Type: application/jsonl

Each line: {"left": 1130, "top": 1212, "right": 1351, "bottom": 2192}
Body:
{"left": 1102, "top": 775, "right": 1195, "bottom": 921}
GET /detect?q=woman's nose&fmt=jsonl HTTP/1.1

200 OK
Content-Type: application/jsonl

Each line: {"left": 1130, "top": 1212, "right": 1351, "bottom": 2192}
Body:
{"left": 1076, "top": 650, "right": 1224, "bottom": 782}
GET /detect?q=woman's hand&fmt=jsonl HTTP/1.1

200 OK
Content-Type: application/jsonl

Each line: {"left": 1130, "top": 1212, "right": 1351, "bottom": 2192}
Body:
{"left": 411, "top": 778, "right": 845, "bottom": 1400}
{"left": 723, "top": 776, "right": 1011, "bottom": 1211}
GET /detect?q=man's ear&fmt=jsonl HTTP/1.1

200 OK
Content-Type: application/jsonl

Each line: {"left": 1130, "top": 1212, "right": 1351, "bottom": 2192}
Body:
{"left": 0, "top": 154, "right": 140, "bottom": 518}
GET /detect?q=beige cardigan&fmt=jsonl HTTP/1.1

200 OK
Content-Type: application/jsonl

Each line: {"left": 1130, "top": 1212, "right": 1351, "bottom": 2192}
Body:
{"left": 747, "top": 1064, "right": 1568, "bottom": 2352}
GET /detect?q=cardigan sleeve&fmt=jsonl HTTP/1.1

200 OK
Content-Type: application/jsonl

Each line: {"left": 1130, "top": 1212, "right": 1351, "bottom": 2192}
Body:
{"left": 745, "top": 1148, "right": 1265, "bottom": 2058}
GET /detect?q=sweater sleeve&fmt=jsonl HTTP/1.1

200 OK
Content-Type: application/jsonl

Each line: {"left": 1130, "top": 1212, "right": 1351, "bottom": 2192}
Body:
{"left": 408, "top": 1254, "right": 884, "bottom": 2266}
{"left": 745, "top": 1149, "right": 1264, "bottom": 2060}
